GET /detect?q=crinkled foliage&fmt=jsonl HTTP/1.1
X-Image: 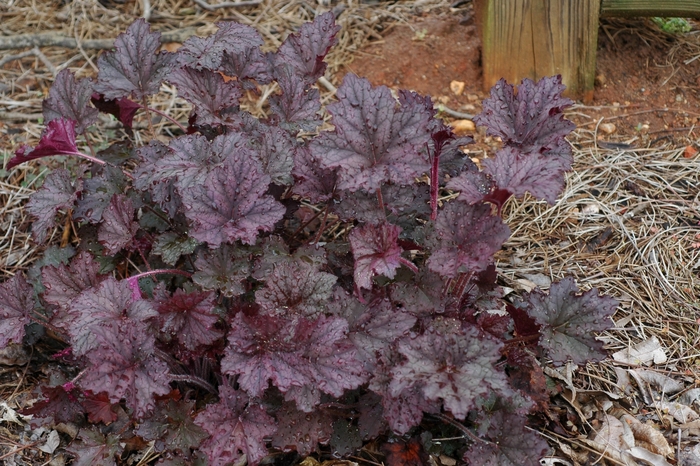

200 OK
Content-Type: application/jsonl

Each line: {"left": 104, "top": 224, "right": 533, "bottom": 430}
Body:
{"left": 26, "top": 169, "right": 80, "bottom": 243}
{"left": 94, "top": 18, "right": 176, "bottom": 100}
{"left": 42, "top": 69, "right": 98, "bottom": 134}
{"left": 0, "top": 11, "right": 618, "bottom": 465}
{"left": 0, "top": 274, "right": 34, "bottom": 349}
{"left": 311, "top": 74, "right": 432, "bottom": 191}
{"left": 517, "top": 277, "right": 618, "bottom": 365}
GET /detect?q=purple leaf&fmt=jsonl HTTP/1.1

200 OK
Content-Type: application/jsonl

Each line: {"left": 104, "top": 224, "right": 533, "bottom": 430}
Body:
{"left": 26, "top": 169, "right": 80, "bottom": 243}
{"left": 335, "top": 184, "right": 431, "bottom": 225}
{"left": 427, "top": 202, "right": 510, "bottom": 278}
{"left": 516, "top": 277, "right": 617, "bottom": 365}
{"left": 178, "top": 22, "right": 263, "bottom": 71}
{"left": 94, "top": 18, "right": 177, "bottom": 100}
{"left": 65, "top": 427, "right": 124, "bottom": 466}
{"left": 482, "top": 146, "right": 571, "bottom": 204}
{"left": 57, "top": 277, "right": 157, "bottom": 356}
{"left": 350, "top": 222, "right": 404, "bottom": 289}
{"left": 90, "top": 93, "right": 141, "bottom": 132}
{"left": 0, "top": 274, "right": 34, "bottom": 349}
{"left": 82, "top": 392, "right": 119, "bottom": 424}
{"left": 445, "top": 162, "right": 495, "bottom": 205}
{"left": 181, "top": 156, "right": 285, "bottom": 247}
{"left": 153, "top": 288, "right": 223, "bottom": 350}
{"left": 195, "top": 384, "right": 276, "bottom": 466}
{"left": 135, "top": 399, "right": 209, "bottom": 453}
{"left": 192, "top": 244, "right": 251, "bottom": 297}
{"left": 291, "top": 144, "right": 337, "bottom": 203}
{"left": 473, "top": 76, "right": 575, "bottom": 156}
{"left": 255, "top": 261, "right": 336, "bottom": 318}
{"left": 133, "top": 140, "right": 182, "bottom": 215}
{"left": 339, "top": 296, "right": 417, "bottom": 369}
{"left": 271, "top": 402, "right": 333, "bottom": 456}
{"left": 222, "top": 313, "right": 366, "bottom": 404}
{"left": 274, "top": 11, "right": 339, "bottom": 83}
{"left": 464, "top": 411, "right": 549, "bottom": 466}
{"left": 152, "top": 232, "right": 198, "bottom": 266}
{"left": 98, "top": 194, "right": 139, "bottom": 254}
{"left": 310, "top": 74, "right": 432, "bottom": 191}
{"left": 80, "top": 322, "right": 170, "bottom": 418}
{"left": 42, "top": 251, "right": 106, "bottom": 310}
{"left": 389, "top": 270, "right": 450, "bottom": 316}
{"left": 389, "top": 323, "right": 508, "bottom": 419}
{"left": 22, "top": 385, "right": 85, "bottom": 426}
{"left": 42, "top": 69, "right": 98, "bottom": 134}
{"left": 168, "top": 67, "right": 241, "bottom": 127}
{"left": 219, "top": 47, "right": 273, "bottom": 88}
{"left": 74, "top": 165, "right": 128, "bottom": 223}
{"left": 7, "top": 118, "right": 80, "bottom": 170}
{"left": 269, "top": 64, "right": 322, "bottom": 133}
{"left": 251, "top": 124, "right": 295, "bottom": 185}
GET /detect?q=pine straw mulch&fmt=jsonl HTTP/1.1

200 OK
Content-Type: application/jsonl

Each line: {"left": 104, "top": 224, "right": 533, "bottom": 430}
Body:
{"left": 3, "top": 1, "right": 700, "bottom": 465}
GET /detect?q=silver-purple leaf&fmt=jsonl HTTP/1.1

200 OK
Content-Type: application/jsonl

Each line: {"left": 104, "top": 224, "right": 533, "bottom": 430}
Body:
{"left": 473, "top": 75, "right": 575, "bottom": 156}
{"left": 389, "top": 324, "right": 508, "bottom": 420}
{"left": 274, "top": 11, "right": 339, "bottom": 83}
{"left": 168, "top": 67, "right": 241, "bottom": 127}
{"left": 427, "top": 202, "right": 510, "bottom": 278}
{"left": 42, "top": 251, "right": 106, "bottom": 310}
{"left": 42, "top": 69, "right": 98, "bottom": 134}
{"left": 80, "top": 322, "right": 170, "bottom": 418}
{"left": 272, "top": 402, "right": 333, "bottom": 456}
{"left": 194, "top": 384, "right": 276, "bottom": 466}
{"left": 310, "top": 74, "right": 432, "bottom": 191}
{"left": 349, "top": 222, "right": 403, "bottom": 290}
{"left": 291, "top": 145, "right": 337, "bottom": 203}
{"left": 516, "top": 277, "right": 618, "bottom": 365}
{"left": 255, "top": 261, "right": 336, "bottom": 318}
{"left": 192, "top": 244, "right": 251, "bottom": 297}
{"left": 74, "top": 165, "right": 128, "bottom": 224}
{"left": 178, "top": 22, "right": 263, "bottom": 71}
{"left": 0, "top": 274, "right": 34, "bottom": 349}
{"left": 182, "top": 156, "right": 285, "bottom": 247}
{"left": 94, "top": 18, "right": 177, "bottom": 100}
{"left": 98, "top": 194, "right": 139, "bottom": 255}
{"left": 26, "top": 169, "right": 80, "bottom": 243}
{"left": 269, "top": 64, "right": 322, "bottom": 133}
{"left": 153, "top": 288, "right": 223, "bottom": 350}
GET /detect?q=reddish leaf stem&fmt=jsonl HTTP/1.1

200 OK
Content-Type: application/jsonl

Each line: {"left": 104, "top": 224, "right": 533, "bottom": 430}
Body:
{"left": 128, "top": 268, "right": 193, "bottom": 282}
{"left": 376, "top": 187, "right": 386, "bottom": 218}
{"left": 429, "top": 142, "right": 440, "bottom": 221}
{"left": 399, "top": 257, "right": 419, "bottom": 274}
{"left": 135, "top": 101, "right": 188, "bottom": 133}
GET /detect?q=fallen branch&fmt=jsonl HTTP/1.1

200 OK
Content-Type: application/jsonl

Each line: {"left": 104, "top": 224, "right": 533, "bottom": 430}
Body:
{"left": 0, "top": 47, "right": 56, "bottom": 75}
{"left": 0, "top": 112, "right": 43, "bottom": 121}
{"left": 192, "top": 0, "right": 262, "bottom": 10}
{"left": 0, "top": 27, "right": 198, "bottom": 51}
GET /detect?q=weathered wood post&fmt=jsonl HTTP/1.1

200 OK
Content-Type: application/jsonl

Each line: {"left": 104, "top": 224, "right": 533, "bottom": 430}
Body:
{"left": 475, "top": 0, "right": 602, "bottom": 101}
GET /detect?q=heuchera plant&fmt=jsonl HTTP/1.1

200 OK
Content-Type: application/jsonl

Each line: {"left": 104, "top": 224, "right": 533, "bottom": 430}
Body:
{"left": 1, "top": 13, "right": 618, "bottom": 466}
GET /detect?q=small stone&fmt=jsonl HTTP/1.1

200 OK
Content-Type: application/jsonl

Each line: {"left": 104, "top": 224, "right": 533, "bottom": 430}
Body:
{"left": 595, "top": 73, "right": 606, "bottom": 86}
{"left": 451, "top": 119, "right": 475, "bottom": 135}
{"left": 449, "top": 80, "right": 465, "bottom": 96}
{"left": 599, "top": 123, "right": 616, "bottom": 134}
{"left": 466, "top": 93, "right": 479, "bottom": 101}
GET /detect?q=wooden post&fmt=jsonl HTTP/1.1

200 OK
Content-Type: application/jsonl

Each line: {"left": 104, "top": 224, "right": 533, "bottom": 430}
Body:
{"left": 600, "top": 0, "right": 700, "bottom": 17}
{"left": 476, "top": 0, "right": 601, "bottom": 101}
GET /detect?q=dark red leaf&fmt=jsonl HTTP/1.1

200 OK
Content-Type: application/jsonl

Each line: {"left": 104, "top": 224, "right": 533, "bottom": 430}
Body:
{"left": 22, "top": 385, "right": 85, "bottom": 426}
{"left": 7, "top": 118, "right": 80, "bottom": 169}
{"left": 90, "top": 93, "right": 141, "bottom": 132}
{"left": 255, "top": 261, "right": 336, "bottom": 318}
{"left": 382, "top": 438, "right": 426, "bottom": 466}
{"left": 82, "top": 392, "right": 119, "bottom": 424}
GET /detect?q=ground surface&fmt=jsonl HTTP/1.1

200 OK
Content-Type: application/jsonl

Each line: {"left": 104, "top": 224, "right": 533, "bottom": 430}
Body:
{"left": 3, "top": 1, "right": 700, "bottom": 465}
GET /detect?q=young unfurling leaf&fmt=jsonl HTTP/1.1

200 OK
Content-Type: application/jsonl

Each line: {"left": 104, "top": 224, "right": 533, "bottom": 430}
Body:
{"left": 7, "top": 118, "right": 81, "bottom": 170}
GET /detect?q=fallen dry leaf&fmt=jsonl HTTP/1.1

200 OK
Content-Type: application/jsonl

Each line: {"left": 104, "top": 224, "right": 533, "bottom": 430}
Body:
{"left": 684, "top": 145, "right": 698, "bottom": 158}
{"left": 622, "top": 414, "right": 674, "bottom": 457}
{"left": 612, "top": 336, "right": 668, "bottom": 365}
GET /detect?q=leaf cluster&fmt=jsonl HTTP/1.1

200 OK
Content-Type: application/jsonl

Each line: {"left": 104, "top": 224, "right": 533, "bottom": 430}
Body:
{"left": 1, "top": 14, "right": 617, "bottom": 465}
